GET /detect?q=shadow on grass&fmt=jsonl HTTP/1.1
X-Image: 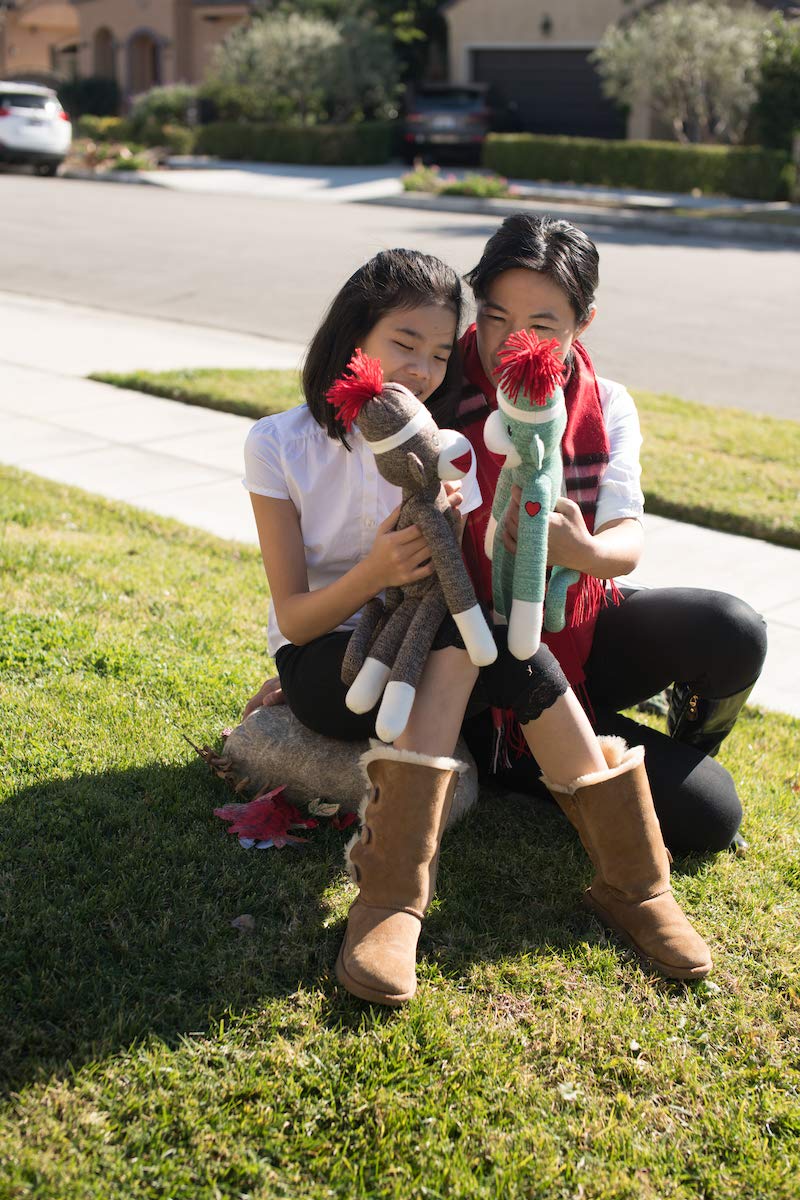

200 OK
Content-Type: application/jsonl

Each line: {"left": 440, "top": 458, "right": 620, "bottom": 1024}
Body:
{"left": 1, "top": 760, "right": 717, "bottom": 1090}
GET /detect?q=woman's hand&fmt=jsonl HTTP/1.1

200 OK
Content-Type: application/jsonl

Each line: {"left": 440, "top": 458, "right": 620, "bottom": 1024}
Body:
{"left": 364, "top": 504, "right": 435, "bottom": 590}
{"left": 242, "top": 675, "right": 285, "bottom": 721}
{"left": 502, "top": 484, "right": 522, "bottom": 554}
{"left": 546, "top": 498, "right": 593, "bottom": 570}
{"left": 502, "top": 489, "right": 594, "bottom": 572}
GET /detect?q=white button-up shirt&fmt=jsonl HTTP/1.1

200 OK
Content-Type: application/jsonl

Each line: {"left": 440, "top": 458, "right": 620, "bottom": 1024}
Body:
{"left": 243, "top": 404, "right": 483, "bottom": 656}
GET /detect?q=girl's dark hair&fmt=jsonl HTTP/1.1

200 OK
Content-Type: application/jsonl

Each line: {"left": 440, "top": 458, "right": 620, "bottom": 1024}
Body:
{"left": 465, "top": 214, "right": 599, "bottom": 327}
{"left": 303, "top": 248, "right": 463, "bottom": 443}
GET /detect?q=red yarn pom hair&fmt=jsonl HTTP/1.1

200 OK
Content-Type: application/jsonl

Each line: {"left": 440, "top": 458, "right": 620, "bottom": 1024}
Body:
{"left": 326, "top": 349, "right": 385, "bottom": 430}
{"left": 495, "top": 329, "right": 565, "bottom": 406}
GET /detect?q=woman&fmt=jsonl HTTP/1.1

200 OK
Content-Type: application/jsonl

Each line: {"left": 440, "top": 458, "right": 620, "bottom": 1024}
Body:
{"left": 455, "top": 213, "right": 767, "bottom": 855}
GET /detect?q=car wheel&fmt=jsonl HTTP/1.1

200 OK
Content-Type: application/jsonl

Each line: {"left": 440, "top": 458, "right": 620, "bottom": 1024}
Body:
{"left": 35, "top": 162, "right": 60, "bottom": 177}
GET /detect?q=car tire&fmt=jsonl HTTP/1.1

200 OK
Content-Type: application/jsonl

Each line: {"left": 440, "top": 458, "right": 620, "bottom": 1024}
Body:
{"left": 35, "top": 162, "right": 60, "bottom": 177}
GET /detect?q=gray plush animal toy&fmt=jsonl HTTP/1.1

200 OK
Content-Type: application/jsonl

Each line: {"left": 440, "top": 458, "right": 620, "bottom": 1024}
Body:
{"left": 327, "top": 349, "right": 497, "bottom": 743}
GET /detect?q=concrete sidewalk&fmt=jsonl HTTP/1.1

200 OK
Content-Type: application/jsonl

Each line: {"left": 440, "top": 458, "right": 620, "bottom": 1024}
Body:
{"left": 1, "top": 295, "right": 798, "bottom": 717}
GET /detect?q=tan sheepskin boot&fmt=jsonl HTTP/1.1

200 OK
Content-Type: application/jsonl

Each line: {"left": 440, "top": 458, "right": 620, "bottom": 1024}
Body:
{"left": 542, "top": 736, "right": 712, "bottom": 981}
{"left": 335, "top": 744, "right": 464, "bottom": 1006}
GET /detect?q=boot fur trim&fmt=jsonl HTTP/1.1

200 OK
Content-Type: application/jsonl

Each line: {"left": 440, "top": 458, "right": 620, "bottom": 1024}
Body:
{"left": 358, "top": 740, "right": 468, "bottom": 782}
{"left": 540, "top": 736, "right": 645, "bottom": 796}
{"left": 345, "top": 742, "right": 466, "bottom": 881}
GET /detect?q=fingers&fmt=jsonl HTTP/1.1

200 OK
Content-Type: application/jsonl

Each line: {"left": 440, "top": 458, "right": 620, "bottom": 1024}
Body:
{"left": 377, "top": 503, "right": 403, "bottom": 533}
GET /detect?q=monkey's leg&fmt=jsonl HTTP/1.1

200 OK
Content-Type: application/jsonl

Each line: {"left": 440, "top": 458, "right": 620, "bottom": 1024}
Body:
{"left": 375, "top": 587, "right": 449, "bottom": 743}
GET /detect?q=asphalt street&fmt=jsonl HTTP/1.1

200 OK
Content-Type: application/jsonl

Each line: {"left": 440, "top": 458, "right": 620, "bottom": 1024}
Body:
{"left": 5, "top": 173, "right": 799, "bottom": 418}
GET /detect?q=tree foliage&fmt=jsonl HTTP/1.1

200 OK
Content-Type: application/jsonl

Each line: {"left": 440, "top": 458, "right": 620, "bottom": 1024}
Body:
{"left": 591, "top": 1, "right": 769, "bottom": 144}
{"left": 751, "top": 14, "right": 800, "bottom": 150}
{"left": 202, "top": 11, "right": 400, "bottom": 125}
{"left": 253, "top": 0, "right": 445, "bottom": 79}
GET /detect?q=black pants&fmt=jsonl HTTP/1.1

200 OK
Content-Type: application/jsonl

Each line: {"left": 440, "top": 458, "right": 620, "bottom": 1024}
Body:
{"left": 276, "top": 621, "right": 568, "bottom": 743}
{"left": 464, "top": 587, "right": 768, "bottom": 854}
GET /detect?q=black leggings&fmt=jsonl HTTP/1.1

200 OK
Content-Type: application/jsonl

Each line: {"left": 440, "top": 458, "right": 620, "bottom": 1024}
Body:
{"left": 275, "top": 621, "right": 568, "bottom": 743}
{"left": 464, "top": 587, "right": 768, "bottom": 854}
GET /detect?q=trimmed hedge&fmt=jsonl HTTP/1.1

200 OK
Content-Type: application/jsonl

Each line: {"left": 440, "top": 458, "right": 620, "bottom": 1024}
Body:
{"left": 193, "top": 121, "right": 393, "bottom": 166}
{"left": 484, "top": 134, "right": 795, "bottom": 201}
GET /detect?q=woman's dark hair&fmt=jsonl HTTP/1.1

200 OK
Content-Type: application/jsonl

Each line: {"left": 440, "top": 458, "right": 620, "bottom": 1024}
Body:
{"left": 465, "top": 214, "right": 599, "bottom": 327}
{"left": 303, "top": 248, "right": 463, "bottom": 444}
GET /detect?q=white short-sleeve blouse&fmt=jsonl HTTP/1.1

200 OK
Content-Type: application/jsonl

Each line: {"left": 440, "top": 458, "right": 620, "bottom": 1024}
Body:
{"left": 243, "top": 404, "right": 484, "bottom": 656}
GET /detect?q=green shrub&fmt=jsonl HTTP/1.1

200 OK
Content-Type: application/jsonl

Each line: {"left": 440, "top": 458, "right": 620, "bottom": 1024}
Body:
{"left": 75, "top": 116, "right": 132, "bottom": 142}
{"left": 752, "top": 14, "right": 800, "bottom": 151}
{"left": 440, "top": 172, "right": 511, "bottom": 199}
{"left": 129, "top": 84, "right": 198, "bottom": 141}
{"left": 160, "top": 124, "right": 196, "bottom": 156}
{"left": 194, "top": 120, "right": 393, "bottom": 166}
{"left": 58, "top": 75, "right": 121, "bottom": 118}
{"left": 402, "top": 162, "right": 442, "bottom": 192}
{"left": 111, "top": 153, "right": 152, "bottom": 172}
{"left": 483, "top": 134, "right": 794, "bottom": 201}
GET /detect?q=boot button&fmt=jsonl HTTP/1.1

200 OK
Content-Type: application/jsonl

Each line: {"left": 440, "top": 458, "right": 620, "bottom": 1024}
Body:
{"left": 373, "top": 786, "right": 380, "bottom": 802}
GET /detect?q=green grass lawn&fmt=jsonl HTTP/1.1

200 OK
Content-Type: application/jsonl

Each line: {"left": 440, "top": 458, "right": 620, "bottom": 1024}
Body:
{"left": 2, "top": 467, "right": 799, "bottom": 1198}
{"left": 89, "top": 368, "right": 800, "bottom": 551}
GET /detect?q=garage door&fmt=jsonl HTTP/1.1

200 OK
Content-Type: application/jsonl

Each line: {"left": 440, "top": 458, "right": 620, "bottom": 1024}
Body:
{"left": 471, "top": 48, "right": 626, "bottom": 139}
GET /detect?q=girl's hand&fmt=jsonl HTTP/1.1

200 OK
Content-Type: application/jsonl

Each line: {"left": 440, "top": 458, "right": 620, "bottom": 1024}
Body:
{"left": 443, "top": 480, "right": 464, "bottom": 535}
{"left": 365, "top": 504, "right": 434, "bottom": 590}
{"left": 242, "top": 675, "right": 285, "bottom": 720}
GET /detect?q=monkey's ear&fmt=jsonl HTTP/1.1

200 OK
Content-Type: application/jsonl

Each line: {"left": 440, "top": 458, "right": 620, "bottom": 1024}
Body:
{"left": 406, "top": 452, "right": 426, "bottom": 487}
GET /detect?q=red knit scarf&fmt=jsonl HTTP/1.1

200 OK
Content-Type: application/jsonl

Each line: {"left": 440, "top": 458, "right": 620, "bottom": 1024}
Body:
{"left": 457, "top": 323, "right": 619, "bottom": 701}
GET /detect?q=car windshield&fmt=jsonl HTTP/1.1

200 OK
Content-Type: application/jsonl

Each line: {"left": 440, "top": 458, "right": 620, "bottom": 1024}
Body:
{"left": 413, "top": 90, "right": 483, "bottom": 112}
{"left": 1, "top": 93, "right": 50, "bottom": 110}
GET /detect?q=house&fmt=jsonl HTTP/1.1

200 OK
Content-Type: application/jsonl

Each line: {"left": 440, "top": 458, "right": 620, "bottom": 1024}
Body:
{"left": 0, "top": 2, "right": 80, "bottom": 84}
{"left": 442, "top": 0, "right": 798, "bottom": 141}
{"left": 70, "top": 0, "right": 254, "bottom": 99}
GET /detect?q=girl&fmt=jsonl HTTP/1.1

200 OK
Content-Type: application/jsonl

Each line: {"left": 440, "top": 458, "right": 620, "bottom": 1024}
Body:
{"left": 455, "top": 213, "right": 768, "bottom": 856}
{"left": 244, "top": 248, "right": 711, "bottom": 1008}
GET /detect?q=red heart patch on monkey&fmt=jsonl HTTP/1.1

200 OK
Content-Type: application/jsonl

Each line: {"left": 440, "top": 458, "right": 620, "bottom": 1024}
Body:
{"left": 524, "top": 501, "right": 542, "bottom": 517}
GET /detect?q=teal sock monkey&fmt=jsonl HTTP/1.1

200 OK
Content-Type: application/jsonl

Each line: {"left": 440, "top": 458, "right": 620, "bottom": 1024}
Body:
{"left": 484, "top": 329, "right": 581, "bottom": 660}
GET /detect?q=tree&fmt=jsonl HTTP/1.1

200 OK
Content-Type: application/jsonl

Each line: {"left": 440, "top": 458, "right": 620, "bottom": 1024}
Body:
{"left": 591, "top": 1, "right": 769, "bottom": 144}
{"left": 751, "top": 13, "right": 800, "bottom": 150}
{"left": 203, "top": 11, "right": 400, "bottom": 125}
{"left": 253, "top": 1, "right": 445, "bottom": 81}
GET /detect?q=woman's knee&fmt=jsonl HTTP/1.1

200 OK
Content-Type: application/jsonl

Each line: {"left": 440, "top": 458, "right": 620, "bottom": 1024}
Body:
{"left": 708, "top": 593, "right": 767, "bottom": 688}
{"left": 658, "top": 758, "right": 742, "bottom": 854}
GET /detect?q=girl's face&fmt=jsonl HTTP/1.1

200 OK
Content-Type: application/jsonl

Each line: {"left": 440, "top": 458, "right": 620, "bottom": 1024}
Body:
{"left": 475, "top": 268, "right": 595, "bottom": 382}
{"left": 361, "top": 303, "right": 457, "bottom": 405}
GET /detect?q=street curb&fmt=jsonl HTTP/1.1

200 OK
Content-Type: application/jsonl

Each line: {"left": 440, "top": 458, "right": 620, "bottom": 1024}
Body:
{"left": 58, "top": 166, "right": 800, "bottom": 246}
{"left": 360, "top": 192, "right": 800, "bottom": 247}
{"left": 61, "top": 168, "right": 162, "bottom": 187}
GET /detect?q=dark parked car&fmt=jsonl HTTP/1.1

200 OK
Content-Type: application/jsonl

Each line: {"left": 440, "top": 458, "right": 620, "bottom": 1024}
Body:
{"left": 402, "top": 82, "right": 519, "bottom": 163}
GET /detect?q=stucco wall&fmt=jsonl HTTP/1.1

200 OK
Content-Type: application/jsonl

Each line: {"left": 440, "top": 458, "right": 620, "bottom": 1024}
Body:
{"left": 1, "top": 6, "right": 79, "bottom": 79}
{"left": 75, "top": 0, "right": 174, "bottom": 82}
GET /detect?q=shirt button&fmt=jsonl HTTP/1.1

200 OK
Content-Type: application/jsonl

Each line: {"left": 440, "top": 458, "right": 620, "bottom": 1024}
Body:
{"left": 365, "top": 518, "right": 376, "bottom": 528}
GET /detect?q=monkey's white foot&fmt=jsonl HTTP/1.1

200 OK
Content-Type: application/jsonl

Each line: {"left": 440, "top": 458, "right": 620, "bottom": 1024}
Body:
{"left": 507, "top": 601, "right": 543, "bottom": 660}
{"left": 376, "top": 682, "right": 416, "bottom": 743}
{"left": 454, "top": 604, "right": 498, "bottom": 666}
{"left": 346, "top": 658, "right": 391, "bottom": 714}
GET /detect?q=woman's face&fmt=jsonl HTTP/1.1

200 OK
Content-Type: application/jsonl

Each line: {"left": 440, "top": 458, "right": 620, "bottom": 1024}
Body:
{"left": 361, "top": 303, "right": 457, "bottom": 405}
{"left": 475, "top": 268, "right": 594, "bottom": 382}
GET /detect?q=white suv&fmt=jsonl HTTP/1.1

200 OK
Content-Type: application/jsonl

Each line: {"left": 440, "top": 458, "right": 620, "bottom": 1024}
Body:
{"left": 0, "top": 82, "right": 72, "bottom": 175}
